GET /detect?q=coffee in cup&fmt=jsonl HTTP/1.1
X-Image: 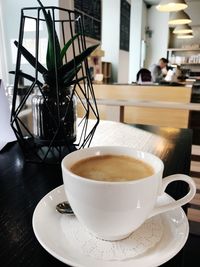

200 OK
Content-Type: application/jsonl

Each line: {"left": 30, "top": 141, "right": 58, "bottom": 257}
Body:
{"left": 61, "top": 146, "right": 196, "bottom": 241}
{"left": 70, "top": 154, "right": 154, "bottom": 182}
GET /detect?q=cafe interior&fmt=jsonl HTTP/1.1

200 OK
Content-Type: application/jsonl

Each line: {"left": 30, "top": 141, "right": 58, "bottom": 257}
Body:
{"left": 0, "top": 0, "right": 200, "bottom": 266}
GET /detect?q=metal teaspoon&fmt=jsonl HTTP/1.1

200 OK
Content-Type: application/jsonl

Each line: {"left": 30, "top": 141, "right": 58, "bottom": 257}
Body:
{"left": 56, "top": 201, "right": 74, "bottom": 215}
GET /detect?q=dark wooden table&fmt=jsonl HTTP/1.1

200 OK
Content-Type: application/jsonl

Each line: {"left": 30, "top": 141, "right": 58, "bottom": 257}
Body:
{"left": 0, "top": 123, "right": 199, "bottom": 267}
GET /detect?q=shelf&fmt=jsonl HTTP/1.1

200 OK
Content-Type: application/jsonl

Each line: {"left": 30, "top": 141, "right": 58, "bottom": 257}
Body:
{"left": 167, "top": 48, "right": 200, "bottom": 72}
{"left": 167, "top": 48, "right": 200, "bottom": 52}
{"left": 181, "top": 63, "right": 200, "bottom": 65}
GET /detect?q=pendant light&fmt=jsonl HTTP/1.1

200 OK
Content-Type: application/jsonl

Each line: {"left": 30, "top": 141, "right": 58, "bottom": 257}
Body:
{"left": 177, "top": 33, "right": 194, "bottom": 39}
{"left": 169, "top": 11, "right": 192, "bottom": 25}
{"left": 173, "top": 24, "right": 193, "bottom": 34}
{"left": 156, "top": 0, "right": 188, "bottom": 12}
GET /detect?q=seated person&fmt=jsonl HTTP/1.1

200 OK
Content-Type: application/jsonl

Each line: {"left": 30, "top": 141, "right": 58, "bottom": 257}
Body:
{"left": 136, "top": 68, "right": 152, "bottom": 83}
{"left": 150, "top": 58, "right": 169, "bottom": 83}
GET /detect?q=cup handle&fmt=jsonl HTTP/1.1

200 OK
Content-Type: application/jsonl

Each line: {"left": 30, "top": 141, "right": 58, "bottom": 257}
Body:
{"left": 148, "top": 174, "right": 196, "bottom": 218}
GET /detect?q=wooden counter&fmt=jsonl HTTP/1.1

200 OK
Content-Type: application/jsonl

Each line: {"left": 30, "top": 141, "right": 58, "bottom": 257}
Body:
{"left": 77, "top": 84, "right": 192, "bottom": 128}
{"left": 92, "top": 84, "right": 191, "bottom": 102}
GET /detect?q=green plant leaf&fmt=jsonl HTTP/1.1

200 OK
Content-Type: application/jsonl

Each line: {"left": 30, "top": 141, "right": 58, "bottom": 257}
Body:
{"left": 60, "top": 33, "right": 80, "bottom": 61}
{"left": 42, "top": 65, "right": 81, "bottom": 87}
{"left": 37, "top": 0, "right": 62, "bottom": 70}
{"left": 64, "top": 76, "right": 86, "bottom": 87}
{"left": 62, "top": 65, "right": 81, "bottom": 85}
{"left": 59, "top": 44, "right": 99, "bottom": 77}
{"left": 14, "top": 41, "right": 47, "bottom": 74}
{"left": 9, "top": 70, "right": 43, "bottom": 87}
{"left": 42, "top": 70, "right": 60, "bottom": 87}
{"left": 46, "top": 10, "right": 62, "bottom": 70}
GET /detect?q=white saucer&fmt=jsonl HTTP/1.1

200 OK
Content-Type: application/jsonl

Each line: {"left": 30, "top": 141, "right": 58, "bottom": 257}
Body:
{"left": 32, "top": 185, "right": 189, "bottom": 267}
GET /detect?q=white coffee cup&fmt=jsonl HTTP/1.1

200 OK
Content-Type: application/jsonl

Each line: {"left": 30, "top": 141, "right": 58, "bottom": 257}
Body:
{"left": 61, "top": 146, "right": 196, "bottom": 241}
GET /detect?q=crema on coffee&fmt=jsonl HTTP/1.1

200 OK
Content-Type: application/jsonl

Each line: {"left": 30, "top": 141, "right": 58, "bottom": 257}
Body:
{"left": 70, "top": 154, "right": 154, "bottom": 182}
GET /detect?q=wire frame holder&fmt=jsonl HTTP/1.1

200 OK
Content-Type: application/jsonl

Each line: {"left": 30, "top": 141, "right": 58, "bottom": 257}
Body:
{"left": 10, "top": 6, "right": 99, "bottom": 164}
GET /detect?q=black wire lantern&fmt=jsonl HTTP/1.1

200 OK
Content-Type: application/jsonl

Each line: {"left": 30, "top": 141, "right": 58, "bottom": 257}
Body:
{"left": 10, "top": 4, "right": 99, "bottom": 164}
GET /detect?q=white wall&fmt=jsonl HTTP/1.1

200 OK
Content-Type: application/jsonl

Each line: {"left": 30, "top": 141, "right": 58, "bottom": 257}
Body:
{"left": 146, "top": 6, "right": 169, "bottom": 69}
{"left": 2, "top": 0, "right": 175, "bottom": 85}
{"left": 187, "top": 1, "right": 200, "bottom": 26}
{"left": 141, "top": 3, "right": 147, "bottom": 68}
{"left": 1, "top": 0, "right": 58, "bottom": 86}
{"left": 101, "top": 0, "right": 120, "bottom": 83}
{"left": 118, "top": 50, "right": 129, "bottom": 83}
{"left": 118, "top": 1, "right": 147, "bottom": 83}
{"left": 0, "top": 0, "right": 8, "bottom": 83}
{"left": 0, "top": 0, "right": 150, "bottom": 85}
{"left": 129, "top": 0, "right": 147, "bottom": 83}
